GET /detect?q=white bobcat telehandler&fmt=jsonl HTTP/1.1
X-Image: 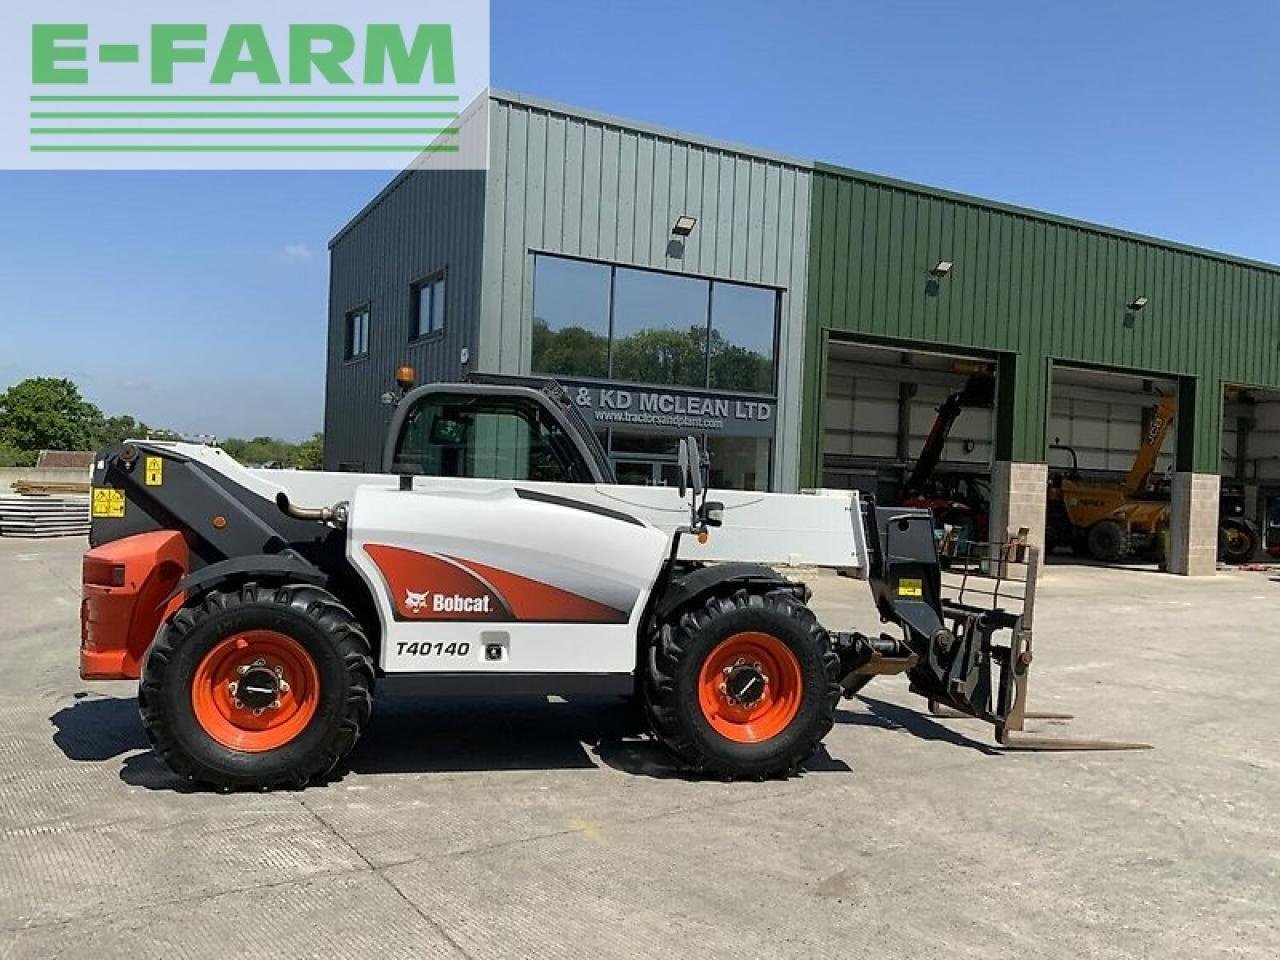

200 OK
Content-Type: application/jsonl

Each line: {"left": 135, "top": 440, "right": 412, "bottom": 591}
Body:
{"left": 80, "top": 376, "right": 1142, "bottom": 790}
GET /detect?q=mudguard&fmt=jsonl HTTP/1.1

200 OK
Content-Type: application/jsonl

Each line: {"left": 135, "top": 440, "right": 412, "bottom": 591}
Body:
{"left": 167, "top": 553, "right": 327, "bottom": 604}
{"left": 653, "top": 562, "right": 801, "bottom": 622}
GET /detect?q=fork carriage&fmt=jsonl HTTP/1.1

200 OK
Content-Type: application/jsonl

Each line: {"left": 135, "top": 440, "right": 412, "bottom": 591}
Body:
{"left": 835, "top": 512, "right": 1149, "bottom": 751}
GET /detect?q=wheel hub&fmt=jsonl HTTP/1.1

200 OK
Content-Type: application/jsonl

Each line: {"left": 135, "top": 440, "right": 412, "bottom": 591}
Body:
{"left": 228, "top": 658, "right": 284, "bottom": 714}
{"left": 720, "top": 657, "right": 769, "bottom": 708}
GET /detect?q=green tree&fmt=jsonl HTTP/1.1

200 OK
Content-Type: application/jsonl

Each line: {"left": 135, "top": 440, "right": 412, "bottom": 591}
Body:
{"left": 707, "top": 329, "right": 771, "bottom": 393}
{"left": 0, "top": 442, "right": 36, "bottom": 467}
{"left": 0, "top": 377, "right": 103, "bottom": 452}
{"left": 290, "top": 433, "right": 324, "bottom": 470}
{"left": 530, "top": 318, "right": 609, "bottom": 378}
{"left": 220, "top": 434, "right": 322, "bottom": 469}
{"left": 611, "top": 326, "right": 707, "bottom": 387}
{"left": 94, "top": 414, "right": 149, "bottom": 447}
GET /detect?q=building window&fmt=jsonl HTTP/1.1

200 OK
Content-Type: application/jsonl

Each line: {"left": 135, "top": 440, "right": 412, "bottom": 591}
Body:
{"left": 345, "top": 307, "right": 369, "bottom": 360}
{"left": 530, "top": 253, "right": 780, "bottom": 394}
{"left": 412, "top": 274, "right": 446, "bottom": 339}
{"left": 611, "top": 267, "right": 710, "bottom": 389}
{"left": 531, "top": 256, "right": 610, "bottom": 378}
{"left": 709, "top": 282, "right": 777, "bottom": 393}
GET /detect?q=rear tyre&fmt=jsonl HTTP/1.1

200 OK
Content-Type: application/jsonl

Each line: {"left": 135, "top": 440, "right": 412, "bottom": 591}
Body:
{"left": 1219, "top": 520, "right": 1257, "bottom": 564}
{"left": 1086, "top": 519, "right": 1131, "bottom": 563}
{"left": 139, "top": 583, "right": 374, "bottom": 791}
{"left": 643, "top": 586, "right": 840, "bottom": 779}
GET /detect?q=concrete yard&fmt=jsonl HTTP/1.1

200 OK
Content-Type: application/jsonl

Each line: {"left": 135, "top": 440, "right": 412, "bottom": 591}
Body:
{"left": 0, "top": 536, "right": 1276, "bottom": 959}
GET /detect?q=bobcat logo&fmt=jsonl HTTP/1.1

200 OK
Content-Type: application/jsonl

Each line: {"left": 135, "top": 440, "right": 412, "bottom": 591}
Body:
{"left": 404, "top": 589, "right": 431, "bottom": 613}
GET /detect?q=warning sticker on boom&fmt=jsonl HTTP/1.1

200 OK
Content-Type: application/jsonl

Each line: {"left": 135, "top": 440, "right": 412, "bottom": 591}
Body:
{"left": 144, "top": 457, "right": 164, "bottom": 486}
{"left": 897, "top": 578, "right": 923, "bottom": 598}
{"left": 92, "top": 488, "right": 125, "bottom": 518}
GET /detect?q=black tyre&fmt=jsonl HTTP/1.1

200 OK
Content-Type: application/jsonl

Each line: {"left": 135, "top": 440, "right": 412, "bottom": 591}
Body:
{"left": 1219, "top": 520, "right": 1258, "bottom": 564}
{"left": 643, "top": 586, "right": 840, "bottom": 779}
{"left": 139, "top": 582, "right": 374, "bottom": 791}
{"left": 1086, "top": 519, "right": 1130, "bottom": 563}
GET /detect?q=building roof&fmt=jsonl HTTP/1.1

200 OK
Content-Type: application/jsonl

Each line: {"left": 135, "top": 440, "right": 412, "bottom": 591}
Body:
{"left": 330, "top": 89, "right": 1280, "bottom": 277}
{"left": 35, "top": 450, "right": 95, "bottom": 469}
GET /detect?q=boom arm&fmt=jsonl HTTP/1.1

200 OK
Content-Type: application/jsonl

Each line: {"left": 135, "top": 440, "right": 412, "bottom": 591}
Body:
{"left": 903, "top": 373, "right": 995, "bottom": 496}
{"left": 1124, "top": 393, "right": 1177, "bottom": 495}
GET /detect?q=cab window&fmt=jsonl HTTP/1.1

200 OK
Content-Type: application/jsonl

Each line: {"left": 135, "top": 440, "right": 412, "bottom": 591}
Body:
{"left": 391, "top": 394, "right": 592, "bottom": 483}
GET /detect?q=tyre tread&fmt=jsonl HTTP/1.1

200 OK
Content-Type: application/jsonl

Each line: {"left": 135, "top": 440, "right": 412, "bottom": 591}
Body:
{"left": 138, "top": 581, "right": 374, "bottom": 791}
{"left": 642, "top": 585, "right": 839, "bottom": 779}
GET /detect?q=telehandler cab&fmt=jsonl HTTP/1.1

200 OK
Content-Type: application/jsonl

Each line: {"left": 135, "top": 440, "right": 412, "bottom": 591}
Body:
{"left": 80, "top": 376, "right": 1144, "bottom": 790}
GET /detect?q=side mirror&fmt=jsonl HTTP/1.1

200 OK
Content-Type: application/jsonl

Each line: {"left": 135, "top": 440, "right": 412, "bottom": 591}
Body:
{"left": 677, "top": 439, "right": 689, "bottom": 499}
{"left": 686, "top": 435, "right": 703, "bottom": 498}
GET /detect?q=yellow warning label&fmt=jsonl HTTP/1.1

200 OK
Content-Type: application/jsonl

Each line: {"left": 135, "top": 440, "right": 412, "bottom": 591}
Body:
{"left": 91, "top": 487, "right": 126, "bottom": 518}
{"left": 898, "top": 577, "right": 923, "bottom": 598}
{"left": 144, "top": 456, "right": 164, "bottom": 486}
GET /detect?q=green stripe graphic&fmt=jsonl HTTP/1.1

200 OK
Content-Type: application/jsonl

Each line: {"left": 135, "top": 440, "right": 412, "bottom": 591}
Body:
{"left": 31, "top": 112, "right": 458, "bottom": 119}
{"left": 31, "top": 128, "right": 458, "bottom": 136}
{"left": 30, "top": 95, "right": 461, "bottom": 102}
{"left": 30, "top": 144, "right": 461, "bottom": 153}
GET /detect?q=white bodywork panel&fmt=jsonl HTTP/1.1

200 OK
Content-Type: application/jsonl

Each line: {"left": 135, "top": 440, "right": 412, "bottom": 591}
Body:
{"left": 145, "top": 444, "right": 871, "bottom": 675}
{"left": 348, "top": 485, "right": 670, "bottom": 673}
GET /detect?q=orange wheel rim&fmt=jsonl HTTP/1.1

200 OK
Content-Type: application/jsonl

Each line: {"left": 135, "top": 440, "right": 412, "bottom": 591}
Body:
{"left": 697, "top": 631, "right": 803, "bottom": 744}
{"left": 190, "top": 630, "right": 320, "bottom": 753}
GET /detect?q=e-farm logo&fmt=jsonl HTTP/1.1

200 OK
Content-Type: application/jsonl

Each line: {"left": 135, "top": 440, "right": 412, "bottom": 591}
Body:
{"left": 3, "top": 1, "right": 489, "bottom": 169}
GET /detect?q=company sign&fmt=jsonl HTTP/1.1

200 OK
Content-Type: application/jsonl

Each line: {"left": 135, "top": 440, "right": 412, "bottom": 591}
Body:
{"left": 2, "top": 1, "right": 489, "bottom": 169}
{"left": 566, "top": 382, "right": 776, "bottom": 438}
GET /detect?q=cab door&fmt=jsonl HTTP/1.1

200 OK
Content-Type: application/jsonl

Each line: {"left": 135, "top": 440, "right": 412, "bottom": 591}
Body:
{"left": 353, "top": 391, "right": 668, "bottom": 676}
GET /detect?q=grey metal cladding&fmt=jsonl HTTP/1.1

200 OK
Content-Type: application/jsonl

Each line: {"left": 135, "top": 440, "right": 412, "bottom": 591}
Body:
{"left": 478, "top": 93, "right": 814, "bottom": 491}
{"left": 324, "top": 168, "right": 487, "bottom": 470}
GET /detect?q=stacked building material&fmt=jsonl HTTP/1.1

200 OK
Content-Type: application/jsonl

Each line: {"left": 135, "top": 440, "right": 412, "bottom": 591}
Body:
{"left": 12, "top": 479, "right": 91, "bottom": 496}
{"left": 0, "top": 493, "right": 91, "bottom": 538}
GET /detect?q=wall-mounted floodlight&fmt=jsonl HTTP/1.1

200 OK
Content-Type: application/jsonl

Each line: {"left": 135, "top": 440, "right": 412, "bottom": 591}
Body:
{"left": 929, "top": 259, "right": 953, "bottom": 279}
{"left": 672, "top": 215, "right": 698, "bottom": 237}
{"left": 1127, "top": 295, "right": 1149, "bottom": 312}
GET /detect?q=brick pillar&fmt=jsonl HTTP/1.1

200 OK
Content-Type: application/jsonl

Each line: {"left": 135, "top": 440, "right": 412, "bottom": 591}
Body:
{"left": 1167, "top": 472, "right": 1219, "bottom": 576}
{"left": 989, "top": 461, "right": 1048, "bottom": 557}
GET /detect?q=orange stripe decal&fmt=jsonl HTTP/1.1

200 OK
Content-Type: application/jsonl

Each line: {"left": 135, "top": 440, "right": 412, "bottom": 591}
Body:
{"left": 448, "top": 556, "right": 629, "bottom": 624}
{"left": 363, "top": 544, "right": 628, "bottom": 623}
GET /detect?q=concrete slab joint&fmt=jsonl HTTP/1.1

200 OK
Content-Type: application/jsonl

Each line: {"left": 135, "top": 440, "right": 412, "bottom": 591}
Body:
{"left": 989, "top": 461, "right": 1049, "bottom": 559}
{"left": 1168, "top": 472, "right": 1220, "bottom": 576}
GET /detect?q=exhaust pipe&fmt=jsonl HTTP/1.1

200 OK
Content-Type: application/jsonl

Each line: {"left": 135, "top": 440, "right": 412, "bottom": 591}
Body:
{"left": 275, "top": 492, "right": 348, "bottom": 528}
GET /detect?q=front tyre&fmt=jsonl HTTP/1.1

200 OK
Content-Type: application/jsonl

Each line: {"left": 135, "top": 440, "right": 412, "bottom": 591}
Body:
{"left": 644, "top": 587, "right": 840, "bottom": 779}
{"left": 139, "top": 583, "right": 374, "bottom": 791}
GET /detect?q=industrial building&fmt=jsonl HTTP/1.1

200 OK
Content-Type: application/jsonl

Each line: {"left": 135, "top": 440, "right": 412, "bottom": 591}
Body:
{"left": 325, "top": 90, "right": 1280, "bottom": 575}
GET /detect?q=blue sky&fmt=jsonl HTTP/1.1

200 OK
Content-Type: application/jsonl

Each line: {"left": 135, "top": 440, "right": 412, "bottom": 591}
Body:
{"left": 2, "top": 0, "right": 1278, "bottom": 440}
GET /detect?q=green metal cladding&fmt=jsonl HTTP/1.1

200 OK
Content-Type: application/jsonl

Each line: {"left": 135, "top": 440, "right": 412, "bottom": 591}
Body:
{"left": 801, "top": 161, "right": 1280, "bottom": 484}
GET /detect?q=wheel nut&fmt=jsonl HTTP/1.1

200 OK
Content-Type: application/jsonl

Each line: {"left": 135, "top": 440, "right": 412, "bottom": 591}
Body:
{"left": 237, "top": 665, "right": 249, "bottom": 676}
{"left": 278, "top": 681, "right": 290, "bottom": 693}
{"left": 228, "top": 681, "right": 238, "bottom": 695}
{"left": 233, "top": 699, "right": 244, "bottom": 710}
{"left": 270, "top": 699, "right": 281, "bottom": 710}
{"left": 252, "top": 707, "right": 265, "bottom": 717}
